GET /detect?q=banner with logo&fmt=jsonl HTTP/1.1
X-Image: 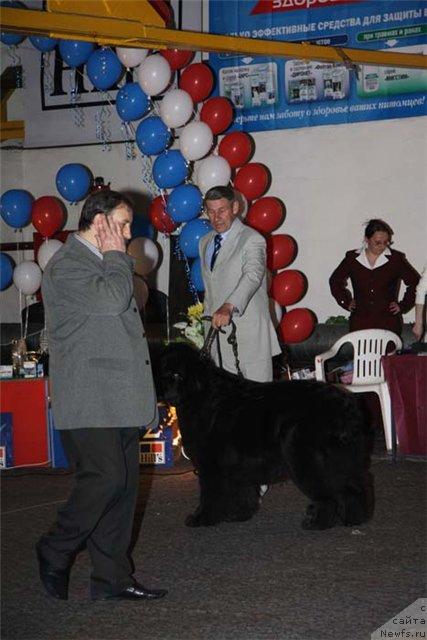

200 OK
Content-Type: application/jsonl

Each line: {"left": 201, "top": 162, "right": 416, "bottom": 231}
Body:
{"left": 208, "top": 0, "right": 427, "bottom": 131}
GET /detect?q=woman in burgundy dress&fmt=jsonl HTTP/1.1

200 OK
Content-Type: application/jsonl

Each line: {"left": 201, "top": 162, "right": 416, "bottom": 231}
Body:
{"left": 329, "top": 219, "right": 420, "bottom": 336}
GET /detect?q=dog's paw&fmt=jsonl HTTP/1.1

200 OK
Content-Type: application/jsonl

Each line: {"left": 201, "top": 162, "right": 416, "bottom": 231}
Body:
{"left": 185, "top": 512, "right": 219, "bottom": 527}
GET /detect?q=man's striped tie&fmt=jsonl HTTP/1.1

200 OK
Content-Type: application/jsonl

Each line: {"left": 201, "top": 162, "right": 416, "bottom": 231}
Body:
{"left": 210, "top": 234, "right": 222, "bottom": 271}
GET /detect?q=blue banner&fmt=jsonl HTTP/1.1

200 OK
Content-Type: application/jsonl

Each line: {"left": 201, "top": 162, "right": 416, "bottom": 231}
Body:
{"left": 208, "top": 0, "right": 427, "bottom": 131}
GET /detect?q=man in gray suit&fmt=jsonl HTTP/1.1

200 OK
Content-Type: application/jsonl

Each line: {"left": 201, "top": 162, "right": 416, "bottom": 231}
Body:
{"left": 36, "top": 190, "right": 167, "bottom": 602}
{"left": 200, "top": 185, "right": 281, "bottom": 382}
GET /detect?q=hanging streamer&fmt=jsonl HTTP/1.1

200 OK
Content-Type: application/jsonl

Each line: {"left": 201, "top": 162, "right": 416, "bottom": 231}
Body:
{"left": 121, "top": 121, "right": 137, "bottom": 161}
{"left": 41, "top": 51, "right": 55, "bottom": 99}
{"left": 7, "top": 45, "right": 23, "bottom": 88}
{"left": 95, "top": 100, "right": 112, "bottom": 152}
{"left": 172, "top": 240, "right": 199, "bottom": 304}
{"left": 68, "top": 72, "right": 85, "bottom": 128}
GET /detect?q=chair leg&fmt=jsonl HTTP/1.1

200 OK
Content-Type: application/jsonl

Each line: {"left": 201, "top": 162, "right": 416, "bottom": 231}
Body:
{"left": 378, "top": 384, "right": 395, "bottom": 453}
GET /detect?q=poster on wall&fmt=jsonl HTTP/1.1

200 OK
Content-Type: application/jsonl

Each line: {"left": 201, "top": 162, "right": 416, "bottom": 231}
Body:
{"left": 208, "top": 0, "right": 427, "bottom": 131}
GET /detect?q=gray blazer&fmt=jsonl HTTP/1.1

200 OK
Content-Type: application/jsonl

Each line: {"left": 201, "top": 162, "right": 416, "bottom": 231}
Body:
{"left": 199, "top": 218, "right": 281, "bottom": 370}
{"left": 42, "top": 234, "right": 157, "bottom": 430}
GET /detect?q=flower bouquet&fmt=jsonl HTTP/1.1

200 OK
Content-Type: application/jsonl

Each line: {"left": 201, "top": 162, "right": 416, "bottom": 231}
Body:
{"left": 173, "top": 302, "right": 205, "bottom": 350}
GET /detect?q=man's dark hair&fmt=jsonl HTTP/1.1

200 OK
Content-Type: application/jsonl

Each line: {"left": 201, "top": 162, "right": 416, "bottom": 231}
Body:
{"left": 364, "top": 218, "right": 394, "bottom": 241}
{"left": 78, "top": 190, "right": 133, "bottom": 231}
{"left": 204, "top": 185, "right": 235, "bottom": 204}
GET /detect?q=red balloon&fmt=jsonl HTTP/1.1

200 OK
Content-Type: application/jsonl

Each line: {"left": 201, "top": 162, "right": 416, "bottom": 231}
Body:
{"left": 270, "top": 270, "right": 306, "bottom": 306}
{"left": 279, "top": 308, "right": 316, "bottom": 344}
{"left": 160, "top": 48, "right": 194, "bottom": 71}
{"left": 178, "top": 63, "right": 214, "bottom": 103}
{"left": 234, "top": 163, "right": 269, "bottom": 201}
{"left": 246, "top": 197, "right": 285, "bottom": 234}
{"left": 266, "top": 235, "right": 297, "bottom": 271}
{"left": 218, "top": 132, "right": 253, "bottom": 168}
{"left": 31, "top": 196, "right": 65, "bottom": 238}
{"left": 200, "top": 97, "right": 233, "bottom": 135}
{"left": 149, "top": 195, "right": 177, "bottom": 234}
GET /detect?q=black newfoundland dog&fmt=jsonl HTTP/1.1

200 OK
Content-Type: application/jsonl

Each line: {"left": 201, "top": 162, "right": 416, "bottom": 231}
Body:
{"left": 158, "top": 342, "right": 374, "bottom": 530}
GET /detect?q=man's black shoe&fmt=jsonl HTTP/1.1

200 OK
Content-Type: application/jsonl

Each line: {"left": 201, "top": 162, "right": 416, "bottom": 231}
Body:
{"left": 96, "top": 582, "right": 167, "bottom": 601}
{"left": 36, "top": 545, "right": 70, "bottom": 600}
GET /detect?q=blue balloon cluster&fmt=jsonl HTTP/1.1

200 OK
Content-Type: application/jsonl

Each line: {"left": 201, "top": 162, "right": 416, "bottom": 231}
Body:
{"left": 87, "top": 47, "right": 123, "bottom": 91}
{"left": 153, "top": 150, "right": 188, "bottom": 190}
{"left": 167, "top": 184, "right": 203, "bottom": 224}
{"left": 29, "top": 35, "right": 58, "bottom": 52}
{"left": 0, "top": 252, "right": 14, "bottom": 290}
{"left": 0, "top": 1, "right": 26, "bottom": 46}
{"left": 116, "top": 83, "right": 149, "bottom": 122}
{"left": 59, "top": 39, "right": 95, "bottom": 68}
{"left": 136, "top": 117, "right": 171, "bottom": 156}
{"left": 190, "top": 257, "right": 204, "bottom": 292}
{"left": 0, "top": 189, "right": 33, "bottom": 228}
{"left": 179, "top": 218, "right": 211, "bottom": 259}
{"left": 56, "top": 164, "right": 92, "bottom": 202}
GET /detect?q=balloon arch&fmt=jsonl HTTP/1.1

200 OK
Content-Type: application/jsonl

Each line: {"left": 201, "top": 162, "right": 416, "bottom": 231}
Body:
{"left": 0, "top": 31, "right": 316, "bottom": 345}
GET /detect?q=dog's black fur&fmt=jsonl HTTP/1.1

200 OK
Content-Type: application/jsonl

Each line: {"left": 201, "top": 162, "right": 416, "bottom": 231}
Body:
{"left": 158, "top": 342, "right": 374, "bottom": 529}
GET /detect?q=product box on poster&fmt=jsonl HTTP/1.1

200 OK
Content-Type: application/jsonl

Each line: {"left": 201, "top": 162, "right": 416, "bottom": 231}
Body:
{"left": 0, "top": 413, "right": 14, "bottom": 468}
{"left": 0, "top": 366, "right": 14, "bottom": 379}
{"left": 140, "top": 426, "right": 173, "bottom": 468}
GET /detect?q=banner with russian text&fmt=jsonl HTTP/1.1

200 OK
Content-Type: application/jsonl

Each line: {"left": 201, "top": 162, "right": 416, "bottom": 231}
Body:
{"left": 208, "top": 0, "right": 427, "bottom": 131}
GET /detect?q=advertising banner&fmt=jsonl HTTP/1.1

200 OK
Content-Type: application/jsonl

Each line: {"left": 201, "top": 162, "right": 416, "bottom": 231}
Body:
{"left": 208, "top": 0, "right": 427, "bottom": 131}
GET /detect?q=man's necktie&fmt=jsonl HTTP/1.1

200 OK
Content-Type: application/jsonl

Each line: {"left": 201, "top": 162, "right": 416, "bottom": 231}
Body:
{"left": 210, "top": 234, "right": 222, "bottom": 271}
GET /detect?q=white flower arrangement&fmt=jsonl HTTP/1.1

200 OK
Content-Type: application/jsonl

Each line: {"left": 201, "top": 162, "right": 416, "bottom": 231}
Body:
{"left": 173, "top": 302, "right": 205, "bottom": 350}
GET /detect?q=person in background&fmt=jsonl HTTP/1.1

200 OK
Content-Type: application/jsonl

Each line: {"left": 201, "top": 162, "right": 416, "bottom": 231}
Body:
{"left": 199, "top": 185, "right": 281, "bottom": 382}
{"left": 412, "top": 266, "right": 427, "bottom": 342}
{"left": 329, "top": 219, "right": 419, "bottom": 336}
{"left": 36, "top": 190, "right": 167, "bottom": 602}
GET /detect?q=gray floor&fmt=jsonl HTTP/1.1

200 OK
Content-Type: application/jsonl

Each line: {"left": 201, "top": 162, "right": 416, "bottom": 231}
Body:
{"left": 2, "top": 434, "right": 426, "bottom": 640}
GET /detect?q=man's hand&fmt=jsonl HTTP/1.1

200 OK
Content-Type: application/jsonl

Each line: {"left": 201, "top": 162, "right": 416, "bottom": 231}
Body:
{"left": 212, "top": 303, "right": 234, "bottom": 329}
{"left": 94, "top": 214, "right": 126, "bottom": 253}
{"left": 389, "top": 301, "right": 401, "bottom": 315}
{"left": 348, "top": 299, "right": 356, "bottom": 311}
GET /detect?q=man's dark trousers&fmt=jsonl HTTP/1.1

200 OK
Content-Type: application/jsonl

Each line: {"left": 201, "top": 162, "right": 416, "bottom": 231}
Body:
{"left": 37, "top": 427, "right": 140, "bottom": 599}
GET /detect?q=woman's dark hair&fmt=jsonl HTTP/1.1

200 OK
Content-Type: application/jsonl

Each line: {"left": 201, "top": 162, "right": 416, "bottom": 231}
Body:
{"left": 204, "top": 185, "right": 235, "bottom": 203}
{"left": 364, "top": 218, "right": 394, "bottom": 240}
{"left": 78, "top": 190, "right": 133, "bottom": 231}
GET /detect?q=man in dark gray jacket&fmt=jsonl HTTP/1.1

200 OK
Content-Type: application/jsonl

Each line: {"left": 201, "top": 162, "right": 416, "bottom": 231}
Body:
{"left": 36, "top": 190, "right": 167, "bottom": 602}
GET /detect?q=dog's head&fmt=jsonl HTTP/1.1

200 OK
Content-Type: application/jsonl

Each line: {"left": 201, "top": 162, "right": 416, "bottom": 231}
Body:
{"left": 157, "top": 342, "right": 207, "bottom": 405}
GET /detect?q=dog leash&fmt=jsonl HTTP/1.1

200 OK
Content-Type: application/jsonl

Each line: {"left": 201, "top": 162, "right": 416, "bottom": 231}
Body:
{"left": 200, "top": 316, "right": 243, "bottom": 378}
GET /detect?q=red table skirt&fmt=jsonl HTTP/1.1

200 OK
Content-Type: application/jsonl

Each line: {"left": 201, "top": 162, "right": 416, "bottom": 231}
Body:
{"left": 382, "top": 355, "right": 427, "bottom": 456}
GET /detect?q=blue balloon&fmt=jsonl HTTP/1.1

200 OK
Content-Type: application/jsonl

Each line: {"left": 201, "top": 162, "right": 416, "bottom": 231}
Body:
{"left": 0, "top": 189, "right": 33, "bottom": 228}
{"left": 30, "top": 35, "right": 58, "bottom": 52}
{"left": 116, "top": 82, "right": 149, "bottom": 122}
{"left": 59, "top": 39, "right": 95, "bottom": 68}
{"left": 0, "top": 252, "right": 14, "bottom": 290}
{"left": 135, "top": 117, "right": 171, "bottom": 156}
{"left": 167, "top": 184, "right": 203, "bottom": 224}
{"left": 131, "top": 214, "right": 155, "bottom": 240}
{"left": 190, "top": 257, "right": 204, "bottom": 292}
{"left": 179, "top": 218, "right": 212, "bottom": 259}
{"left": 87, "top": 47, "right": 123, "bottom": 91}
{"left": 153, "top": 151, "right": 188, "bottom": 190}
{"left": 56, "top": 164, "right": 92, "bottom": 202}
{"left": 0, "top": 1, "right": 26, "bottom": 45}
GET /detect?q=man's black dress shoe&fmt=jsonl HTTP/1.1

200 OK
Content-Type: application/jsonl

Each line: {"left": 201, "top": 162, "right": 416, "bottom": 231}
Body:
{"left": 96, "top": 582, "right": 167, "bottom": 601}
{"left": 36, "top": 545, "right": 70, "bottom": 600}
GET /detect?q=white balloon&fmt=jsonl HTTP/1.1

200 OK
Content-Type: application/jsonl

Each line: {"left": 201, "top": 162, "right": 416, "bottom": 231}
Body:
{"left": 137, "top": 54, "right": 171, "bottom": 96}
{"left": 13, "top": 261, "right": 42, "bottom": 295}
{"left": 196, "top": 155, "right": 231, "bottom": 194}
{"left": 128, "top": 237, "right": 159, "bottom": 276}
{"left": 37, "top": 239, "right": 63, "bottom": 271}
{"left": 116, "top": 46, "right": 149, "bottom": 69}
{"left": 159, "top": 89, "right": 193, "bottom": 129}
{"left": 234, "top": 189, "right": 248, "bottom": 220}
{"left": 179, "top": 121, "right": 213, "bottom": 161}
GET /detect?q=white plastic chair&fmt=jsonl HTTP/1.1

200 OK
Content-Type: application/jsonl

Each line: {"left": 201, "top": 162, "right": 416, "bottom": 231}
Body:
{"left": 315, "top": 329, "right": 402, "bottom": 452}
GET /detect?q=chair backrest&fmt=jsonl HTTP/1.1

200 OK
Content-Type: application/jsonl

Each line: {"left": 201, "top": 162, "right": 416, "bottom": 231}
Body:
{"left": 331, "top": 329, "right": 402, "bottom": 385}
